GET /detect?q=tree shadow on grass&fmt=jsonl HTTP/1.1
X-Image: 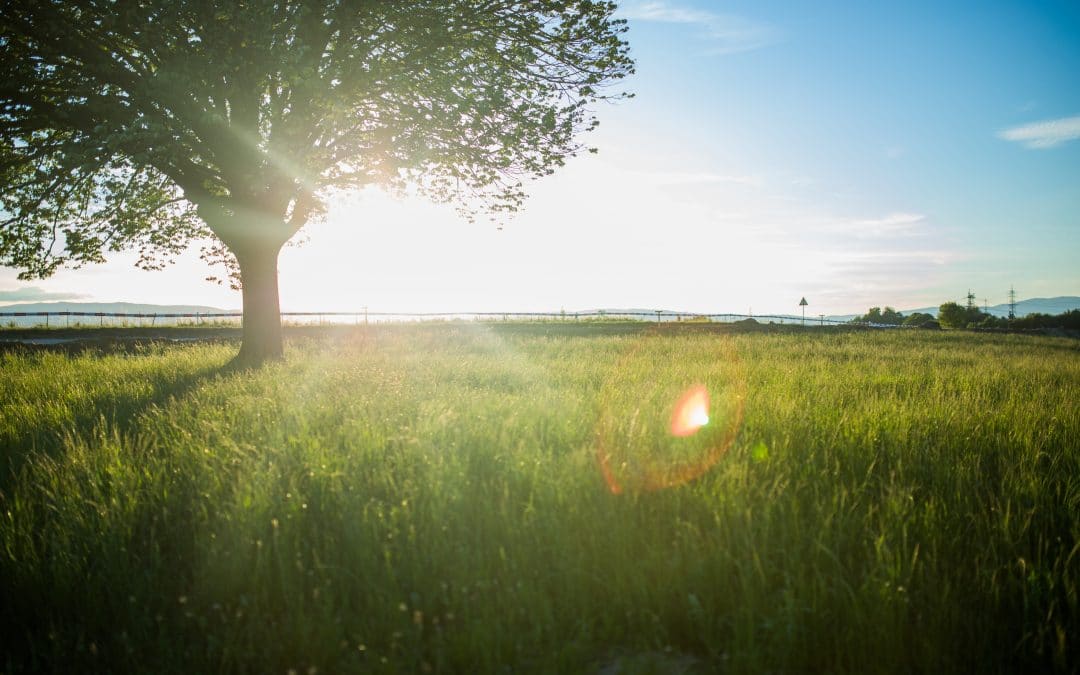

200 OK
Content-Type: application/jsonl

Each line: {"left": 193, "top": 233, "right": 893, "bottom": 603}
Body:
{"left": 0, "top": 351, "right": 250, "bottom": 675}
{"left": 0, "top": 343, "right": 237, "bottom": 497}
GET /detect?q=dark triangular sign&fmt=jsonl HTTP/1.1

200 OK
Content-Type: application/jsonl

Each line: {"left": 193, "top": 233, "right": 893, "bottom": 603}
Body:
{"left": 799, "top": 297, "right": 808, "bottom": 306}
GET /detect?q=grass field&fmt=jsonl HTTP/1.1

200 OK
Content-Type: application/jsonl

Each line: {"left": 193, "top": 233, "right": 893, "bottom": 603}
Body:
{"left": 1, "top": 324, "right": 1078, "bottom": 673}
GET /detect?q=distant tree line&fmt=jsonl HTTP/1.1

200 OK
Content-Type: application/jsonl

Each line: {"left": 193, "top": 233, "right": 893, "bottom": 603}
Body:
{"left": 851, "top": 307, "right": 936, "bottom": 327}
{"left": 937, "top": 302, "right": 1080, "bottom": 329}
{"left": 852, "top": 303, "right": 1080, "bottom": 330}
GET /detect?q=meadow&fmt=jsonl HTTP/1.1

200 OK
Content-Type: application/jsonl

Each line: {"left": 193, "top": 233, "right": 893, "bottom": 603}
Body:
{"left": 1, "top": 324, "right": 1077, "bottom": 674}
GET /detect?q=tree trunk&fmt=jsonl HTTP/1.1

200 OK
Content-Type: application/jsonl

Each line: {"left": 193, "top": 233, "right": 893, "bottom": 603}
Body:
{"left": 232, "top": 242, "right": 284, "bottom": 366}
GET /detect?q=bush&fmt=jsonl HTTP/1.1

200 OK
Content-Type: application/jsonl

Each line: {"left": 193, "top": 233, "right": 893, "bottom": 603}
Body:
{"left": 902, "top": 312, "right": 935, "bottom": 327}
{"left": 1012, "top": 309, "right": 1080, "bottom": 330}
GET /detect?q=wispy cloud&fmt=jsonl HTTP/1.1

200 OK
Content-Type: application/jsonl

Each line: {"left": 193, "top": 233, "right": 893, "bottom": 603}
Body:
{"left": 727, "top": 210, "right": 930, "bottom": 240}
{"left": 0, "top": 286, "right": 88, "bottom": 304}
{"left": 847, "top": 212, "right": 927, "bottom": 237}
{"left": 621, "top": 2, "right": 781, "bottom": 55}
{"left": 640, "top": 171, "right": 764, "bottom": 188}
{"left": 809, "top": 249, "right": 959, "bottom": 310}
{"left": 998, "top": 115, "right": 1080, "bottom": 149}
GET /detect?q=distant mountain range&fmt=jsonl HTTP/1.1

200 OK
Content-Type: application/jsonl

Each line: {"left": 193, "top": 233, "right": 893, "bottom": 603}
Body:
{"left": 0, "top": 301, "right": 235, "bottom": 314}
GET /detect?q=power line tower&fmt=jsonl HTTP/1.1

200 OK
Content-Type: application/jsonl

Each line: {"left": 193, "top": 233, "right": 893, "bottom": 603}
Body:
{"left": 966, "top": 289, "right": 976, "bottom": 313}
{"left": 1008, "top": 285, "right": 1017, "bottom": 321}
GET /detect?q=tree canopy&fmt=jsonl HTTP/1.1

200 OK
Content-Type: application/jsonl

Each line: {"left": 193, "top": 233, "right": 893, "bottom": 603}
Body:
{"left": 937, "top": 302, "right": 988, "bottom": 329}
{"left": 901, "top": 311, "right": 935, "bottom": 327}
{"left": 851, "top": 306, "right": 904, "bottom": 325}
{"left": 0, "top": 0, "right": 634, "bottom": 362}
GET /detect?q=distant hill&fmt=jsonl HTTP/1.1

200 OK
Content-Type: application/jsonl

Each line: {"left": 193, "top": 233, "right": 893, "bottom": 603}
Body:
{"left": 0, "top": 302, "right": 239, "bottom": 328}
{"left": 580, "top": 308, "right": 822, "bottom": 323}
{"left": 581, "top": 308, "right": 709, "bottom": 319}
{"left": 0, "top": 301, "right": 235, "bottom": 314}
{"left": 970, "top": 296, "right": 1080, "bottom": 318}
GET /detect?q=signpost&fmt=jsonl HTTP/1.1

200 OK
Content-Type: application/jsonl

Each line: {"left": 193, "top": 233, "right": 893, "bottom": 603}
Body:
{"left": 799, "top": 297, "right": 808, "bottom": 325}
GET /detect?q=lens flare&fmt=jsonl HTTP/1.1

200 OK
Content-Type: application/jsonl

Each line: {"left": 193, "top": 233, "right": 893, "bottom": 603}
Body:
{"left": 594, "top": 328, "right": 746, "bottom": 495}
{"left": 670, "top": 385, "right": 710, "bottom": 437}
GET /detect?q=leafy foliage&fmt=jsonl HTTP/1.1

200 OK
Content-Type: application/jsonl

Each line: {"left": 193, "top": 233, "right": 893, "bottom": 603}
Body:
{"left": 902, "top": 311, "right": 935, "bottom": 327}
{"left": 0, "top": 1, "right": 634, "bottom": 277}
{"left": 937, "top": 301, "right": 989, "bottom": 329}
{"left": 1011, "top": 309, "right": 1080, "bottom": 330}
{"left": 851, "top": 306, "right": 905, "bottom": 325}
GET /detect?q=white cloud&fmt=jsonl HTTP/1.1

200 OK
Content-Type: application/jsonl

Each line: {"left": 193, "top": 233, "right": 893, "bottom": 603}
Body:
{"left": 998, "top": 115, "right": 1080, "bottom": 149}
{"left": 621, "top": 2, "right": 780, "bottom": 55}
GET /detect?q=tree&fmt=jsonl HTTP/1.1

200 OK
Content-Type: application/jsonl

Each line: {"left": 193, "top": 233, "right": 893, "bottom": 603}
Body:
{"left": 852, "top": 306, "right": 904, "bottom": 325}
{"left": 937, "top": 302, "right": 966, "bottom": 328}
{"left": 0, "top": 1, "right": 633, "bottom": 364}
{"left": 852, "top": 307, "right": 883, "bottom": 324}
{"left": 879, "top": 306, "right": 903, "bottom": 325}
{"left": 901, "top": 312, "right": 934, "bottom": 327}
{"left": 937, "top": 301, "right": 989, "bottom": 329}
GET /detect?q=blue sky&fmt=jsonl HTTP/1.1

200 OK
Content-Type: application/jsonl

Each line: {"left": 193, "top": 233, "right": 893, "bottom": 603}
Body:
{"left": 604, "top": 0, "right": 1080, "bottom": 311}
{"left": 2, "top": 0, "right": 1078, "bottom": 315}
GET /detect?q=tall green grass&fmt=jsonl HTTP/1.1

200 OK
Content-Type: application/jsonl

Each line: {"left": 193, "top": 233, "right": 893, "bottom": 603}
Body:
{"left": 1, "top": 326, "right": 1077, "bottom": 673}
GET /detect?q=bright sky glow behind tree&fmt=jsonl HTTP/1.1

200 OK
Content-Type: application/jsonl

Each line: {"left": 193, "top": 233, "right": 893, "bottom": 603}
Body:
{"left": 2, "top": 0, "right": 1078, "bottom": 315}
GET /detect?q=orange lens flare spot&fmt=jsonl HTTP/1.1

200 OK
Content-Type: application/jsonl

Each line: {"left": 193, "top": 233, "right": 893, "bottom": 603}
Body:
{"left": 669, "top": 385, "right": 710, "bottom": 437}
{"left": 594, "top": 332, "right": 746, "bottom": 495}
